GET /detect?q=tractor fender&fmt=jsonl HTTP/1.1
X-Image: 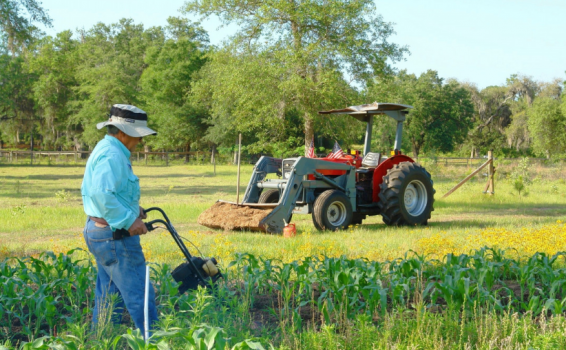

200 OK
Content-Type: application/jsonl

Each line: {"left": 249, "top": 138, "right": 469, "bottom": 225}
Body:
{"left": 372, "top": 155, "right": 414, "bottom": 203}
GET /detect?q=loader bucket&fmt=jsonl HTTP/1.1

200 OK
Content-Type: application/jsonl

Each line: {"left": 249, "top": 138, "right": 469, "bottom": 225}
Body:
{"left": 197, "top": 201, "right": 277, "bottom": 232}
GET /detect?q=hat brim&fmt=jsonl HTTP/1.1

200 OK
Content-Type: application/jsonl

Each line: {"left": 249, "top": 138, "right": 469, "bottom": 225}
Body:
{"left": 97, "top": 121, "right": 157, "bottom": 137}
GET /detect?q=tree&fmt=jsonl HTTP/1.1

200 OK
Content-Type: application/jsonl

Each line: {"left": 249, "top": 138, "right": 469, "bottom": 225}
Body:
{"left": 140, "top": 17, "right": 209, "bottom": 155}
{"left": 527, "top": 97, "right": 565, "bottom": 158}
{"left": 462, "top": 75, "right": 539, "bottom": 156}
{"left": 70, "top": 19, "right": 154, "bottom": 148}
{"left": 184, "top": 0, "right": 406, "bottom": 152}
{"left": 0, "top": 0, "right": 52, "bottom": 55}
{"left": 0, "top": 53, "right": 36, "bottom": 145}
{"left": 27, "top": 30, "right": 79, "bottom": 150}
{"left": 367, "top": 70, "right": 474, "bottom": 157}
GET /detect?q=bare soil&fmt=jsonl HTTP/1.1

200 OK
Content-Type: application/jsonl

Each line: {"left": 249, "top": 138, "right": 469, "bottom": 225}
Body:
{"left": 197, "top": 202, "right": 272, "bottom": 231}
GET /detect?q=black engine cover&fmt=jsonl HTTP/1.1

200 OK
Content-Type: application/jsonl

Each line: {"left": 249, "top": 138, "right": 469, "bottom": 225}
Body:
{"left": 172, "top": 257, "right": 206, "bottom": 294}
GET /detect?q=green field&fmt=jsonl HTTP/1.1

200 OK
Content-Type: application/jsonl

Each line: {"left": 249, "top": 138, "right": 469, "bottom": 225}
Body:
{"left": 1, "top": 162, "right": 566, "bottom": 263}
{"left": 2, "top": 162, "right": 566, "bottom": 349}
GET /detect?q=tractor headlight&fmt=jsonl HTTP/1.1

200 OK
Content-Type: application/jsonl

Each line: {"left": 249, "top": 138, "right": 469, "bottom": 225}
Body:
{"left": 282, "top": 159, "right": 296, "bottom": 179}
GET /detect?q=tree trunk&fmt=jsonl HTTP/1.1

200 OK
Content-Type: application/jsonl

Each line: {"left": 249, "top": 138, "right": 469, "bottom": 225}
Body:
{"left": 411, "top": 142, "right": 420, "bottom": 158}
{"left": 184, "top": 143, "right": 191, "bottom": 163}
{"left": 304, "top": 112, "right": 314, "bottom": 155}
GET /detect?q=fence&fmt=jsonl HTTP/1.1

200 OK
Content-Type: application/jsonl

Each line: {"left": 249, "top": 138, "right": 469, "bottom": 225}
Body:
{"left": 0, "top": 150, "right": 561, "bottom": 167}
{"left": 0, "top": 150, "right": 238, "bottom": 166}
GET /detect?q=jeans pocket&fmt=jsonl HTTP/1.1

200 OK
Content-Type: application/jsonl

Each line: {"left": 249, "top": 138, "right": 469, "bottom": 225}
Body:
{"left": 89, "top": 239, "right": 118, "bottom": 266}
{"left": 118, "top": 236, "right": 146, "bottom": 266}
{"left": 86, "top": 221, "right": 114, "bottom": 241}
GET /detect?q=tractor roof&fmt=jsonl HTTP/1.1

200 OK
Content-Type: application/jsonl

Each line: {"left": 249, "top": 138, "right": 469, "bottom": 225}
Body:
{"left": 318, "top": 102, "right": 412, "bottom": 122}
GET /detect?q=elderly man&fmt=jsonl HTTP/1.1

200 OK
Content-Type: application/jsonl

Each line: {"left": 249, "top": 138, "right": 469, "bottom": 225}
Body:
{"left": 81, "top": 104, "right": 158, "bottom": 333}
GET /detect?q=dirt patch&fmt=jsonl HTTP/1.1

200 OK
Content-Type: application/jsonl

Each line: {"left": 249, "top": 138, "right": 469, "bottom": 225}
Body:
{"left": 197, "top": 202, "right": 272, "bottom": 231}
{"left": 250, "top": 292, "right": 322, "bottom": 331}
{"left": 493, "top": 280, "right": 528, "bottom": 300}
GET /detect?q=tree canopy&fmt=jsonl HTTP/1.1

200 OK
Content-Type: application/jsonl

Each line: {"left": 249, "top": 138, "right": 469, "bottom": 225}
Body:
{"left": 367, "top": 70, "right": 474, "bottom": 157}
{"left": 0, "top": 0, "right": 52, "bottom": 54}
{"left": 184, "top": 0, "right": 407, "bottom": 152}
{"left": 0, "top": 1, "right": 565, "bottom": 160}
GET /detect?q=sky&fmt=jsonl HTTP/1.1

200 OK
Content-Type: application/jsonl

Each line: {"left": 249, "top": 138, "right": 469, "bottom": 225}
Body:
{"left": 39, "top": 0, "right": 565, "bottom": 90}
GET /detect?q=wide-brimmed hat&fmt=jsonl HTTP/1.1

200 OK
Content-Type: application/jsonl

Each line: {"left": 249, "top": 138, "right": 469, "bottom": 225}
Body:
{"left": 96, "top": 104, "right": 157, "bottom": 137}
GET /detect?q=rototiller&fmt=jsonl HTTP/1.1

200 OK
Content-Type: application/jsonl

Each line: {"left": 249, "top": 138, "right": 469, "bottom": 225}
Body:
{"left": 114, "top": 207, "right": 222, "bottom": 294}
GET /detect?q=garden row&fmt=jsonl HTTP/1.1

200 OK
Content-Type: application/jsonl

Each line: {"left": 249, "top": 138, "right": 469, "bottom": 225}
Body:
{"left": 2, "top": 248, "right": 566, "bottom": 348}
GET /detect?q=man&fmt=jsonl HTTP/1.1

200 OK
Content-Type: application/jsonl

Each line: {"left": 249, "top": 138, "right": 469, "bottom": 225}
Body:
{"left": 81, "top": 104, "right": 158, "bottom": 334}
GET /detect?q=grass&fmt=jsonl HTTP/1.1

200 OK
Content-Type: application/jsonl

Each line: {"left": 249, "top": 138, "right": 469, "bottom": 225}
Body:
{"left": 1, "top": 161, "right": 566, "bottom": 264}
{"left": 2, "top": 160, "right": 566, "bottom": 349}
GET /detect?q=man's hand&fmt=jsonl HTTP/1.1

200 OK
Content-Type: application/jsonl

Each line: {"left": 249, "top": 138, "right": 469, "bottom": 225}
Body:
{"left": 139, "top": 206, "right": 147, "bottom": 219}
{"left": 128, "top": 218, "right": 148, "bottom": 236}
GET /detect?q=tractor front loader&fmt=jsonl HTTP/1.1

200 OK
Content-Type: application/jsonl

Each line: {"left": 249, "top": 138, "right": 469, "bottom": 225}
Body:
{"left": 198, "top": 102, "right": 435, "bottom": 234}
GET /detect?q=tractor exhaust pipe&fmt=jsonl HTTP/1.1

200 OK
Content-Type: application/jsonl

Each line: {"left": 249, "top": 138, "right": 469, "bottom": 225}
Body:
{"left": 363, "top": 115, "right": 373, "bottom": 156}
{"left": 394, "top": 121, "right": 403, "bottom": 153}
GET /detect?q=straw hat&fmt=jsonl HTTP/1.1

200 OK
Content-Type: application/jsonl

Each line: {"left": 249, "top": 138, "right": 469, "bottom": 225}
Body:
{"left": 96, "top": 104, "right": 157, "bottom": 137}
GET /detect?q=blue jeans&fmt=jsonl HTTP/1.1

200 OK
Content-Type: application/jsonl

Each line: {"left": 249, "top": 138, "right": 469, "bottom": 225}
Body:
{"left": 83, "top": 218, "right": 158, "bottom": 333}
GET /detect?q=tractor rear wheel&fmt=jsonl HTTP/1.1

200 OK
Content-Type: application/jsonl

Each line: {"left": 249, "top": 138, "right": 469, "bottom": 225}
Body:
{"left": 312, "top": 190, "right": 353, "bottom": 231}
{"left": 378, "top": 162, "right": 434, "bottom": 226}
{"left": 258, "top": 189, "right": 280, "bottom": 203}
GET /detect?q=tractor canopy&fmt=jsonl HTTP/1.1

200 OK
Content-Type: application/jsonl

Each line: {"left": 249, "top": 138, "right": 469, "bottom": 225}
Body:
{"left": 318, "top": 102, "right": 412, "bottom": 122}
{"left": 318, "top": 102, "right": 413, "bottom": 155}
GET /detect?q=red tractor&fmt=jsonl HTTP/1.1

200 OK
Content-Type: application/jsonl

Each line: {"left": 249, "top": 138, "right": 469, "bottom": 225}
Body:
{"left": 199, "top": 102, "right": 435, "bottom": 233}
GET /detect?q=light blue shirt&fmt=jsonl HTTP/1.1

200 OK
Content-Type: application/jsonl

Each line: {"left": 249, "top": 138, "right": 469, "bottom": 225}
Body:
{"left": 81, "top": 135, "right": 140, "bottom": 231}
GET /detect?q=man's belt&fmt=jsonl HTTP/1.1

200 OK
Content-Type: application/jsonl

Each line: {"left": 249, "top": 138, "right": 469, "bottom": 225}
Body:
{"left": 89, "top": 216, "right": 109, "bottom": 226}
{"left": 89, "top": 216, "right": 131, "bottom": 240}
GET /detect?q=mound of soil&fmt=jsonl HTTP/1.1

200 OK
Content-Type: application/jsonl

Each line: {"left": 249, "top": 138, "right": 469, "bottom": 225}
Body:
{"left": 197, "top": 202, "right": 272, "bottom": 231}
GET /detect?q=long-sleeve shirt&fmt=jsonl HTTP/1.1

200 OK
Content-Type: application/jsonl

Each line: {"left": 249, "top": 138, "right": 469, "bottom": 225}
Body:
{"left": 81, "top": 135, "right": 140, "bottom": 231}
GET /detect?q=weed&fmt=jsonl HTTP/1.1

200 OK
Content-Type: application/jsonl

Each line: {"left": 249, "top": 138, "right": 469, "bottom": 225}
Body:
{"left": 513, "top": 175, "right": 527, "bottom": 198}
{"left": 10, "top": 204, "right": 26, "bottom": 216}
{"left": 511, "top": 157, "right": 532, "bottom": 185}
{"left": 55, "top": 189, "right": 71, "bottom": 202}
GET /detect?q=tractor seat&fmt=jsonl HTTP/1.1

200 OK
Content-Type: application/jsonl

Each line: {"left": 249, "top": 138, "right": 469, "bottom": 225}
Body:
{"left": 361, "top": 152, "right": 385, "bottom": 168}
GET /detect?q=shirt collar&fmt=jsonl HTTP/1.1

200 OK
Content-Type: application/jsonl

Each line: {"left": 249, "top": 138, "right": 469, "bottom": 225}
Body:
{"left": 105, "top": 134, "right": 131, "bottom": 158}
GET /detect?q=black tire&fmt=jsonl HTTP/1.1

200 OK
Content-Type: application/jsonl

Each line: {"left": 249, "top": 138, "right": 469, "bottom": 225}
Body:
{"left": 312, "top": 190, "right": 353, "bottom": 231}
{"left": 258, "top": 189, "right": 279, "bottom": 203}
{"left": 378, "top": 162, "right": 435, "bottom": 226}
{"left": 258, "top": 189, "right": 293, "bottom": 223}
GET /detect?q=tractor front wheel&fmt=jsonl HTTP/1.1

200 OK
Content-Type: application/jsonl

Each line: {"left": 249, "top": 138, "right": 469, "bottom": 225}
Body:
{"left": 258, "top": 189, "right": 279, "bottom": 203}
{"left": 378, "top": 162, "right": 435, "bottom": 226}
{"left": 312, "top": 190, "right": 353, "bottom": 231}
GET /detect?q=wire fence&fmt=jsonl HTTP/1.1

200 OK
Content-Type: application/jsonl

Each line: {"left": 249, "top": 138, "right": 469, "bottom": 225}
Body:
{"left": 0, "top": 149, "right": 562, "bottom": 167}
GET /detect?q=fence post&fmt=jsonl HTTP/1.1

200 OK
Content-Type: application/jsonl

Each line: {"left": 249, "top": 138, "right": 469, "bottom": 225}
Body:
{"left": 137, "top": 152, "right": 140, "bottom": 163}
{"left": 74, "top": 151, "right": 78, "bottom": 163}
{"left": 145, "top": 152, "right": 148, "bottom": 165}
{"left": 15, "top": 152, "right": 18, "bottom": 163}
{"left": 487, "top": 150, "right": 495, "bottom": 195}
{"left": 9, "top": 151, "right": 13, "bottom": 163}
{"left": 165, "top": 152, "right": 169, "bottom": 166}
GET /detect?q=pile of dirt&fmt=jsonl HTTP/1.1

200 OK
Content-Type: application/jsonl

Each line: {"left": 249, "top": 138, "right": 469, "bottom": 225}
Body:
{"left": 197, "top": 202, "right": 272, "bottom": 231}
